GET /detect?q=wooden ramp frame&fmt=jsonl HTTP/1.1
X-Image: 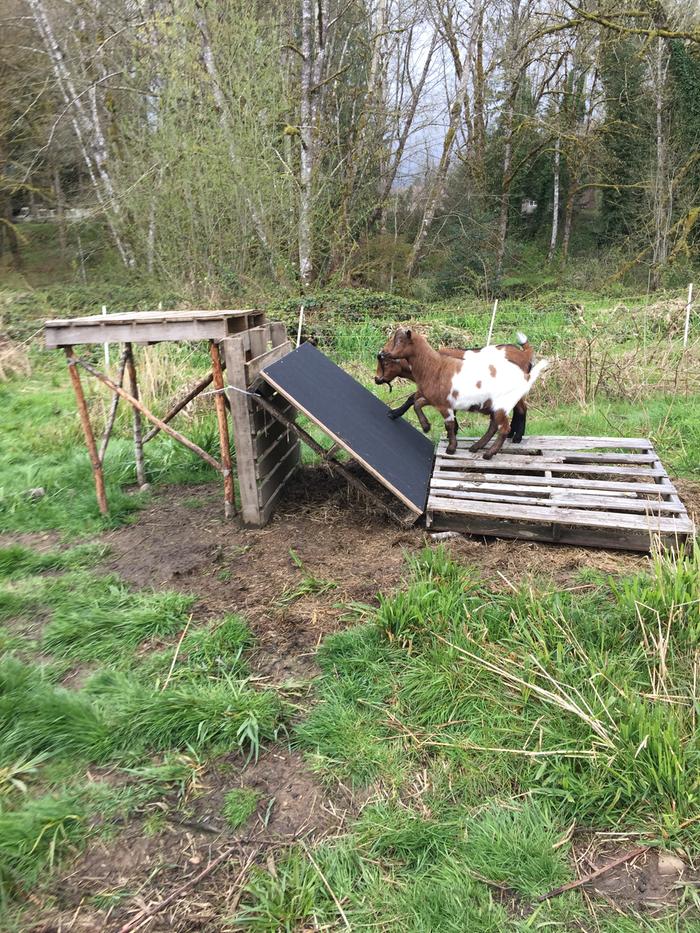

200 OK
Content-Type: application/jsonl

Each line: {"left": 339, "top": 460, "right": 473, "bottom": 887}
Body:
{"left": 427, "top": 436, "right": 695, "bottom": 551}
{"left": 223, "top": 324, "right": 301, "bottom": 526}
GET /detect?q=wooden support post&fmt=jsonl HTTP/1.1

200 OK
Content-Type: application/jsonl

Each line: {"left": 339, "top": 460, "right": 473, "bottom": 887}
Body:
{"left": 252, "top": 391, "right": 406, "bottom": 525}
{"left": 99, "top": 347, "right": 128, "bottom": 464}
{"left": 64, "top": 345, "right": 108, "bottom": 515}
{"left": 125, "top": 343, "right": 147, "bottom": 489}
{"left": 143, "top": 372, "right": 216, "bottom": 443}
{"left": 68, "top": 354, "right": 223, "bottom": 473}
{"left": 210, "top": 340, "right": 235, "bottom": 518}
{"left": 223, "top": 336, "right": 261, "bottom": 524}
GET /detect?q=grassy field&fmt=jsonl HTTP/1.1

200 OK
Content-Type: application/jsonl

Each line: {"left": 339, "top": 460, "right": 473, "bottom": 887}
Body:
{"left": 0, "top": 277, "right": 699, "bottom": 929}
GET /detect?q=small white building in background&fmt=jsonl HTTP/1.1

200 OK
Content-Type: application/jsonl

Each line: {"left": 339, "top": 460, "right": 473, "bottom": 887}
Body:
{"left": 520, "top": 198, "right": 538, "bottom": 215}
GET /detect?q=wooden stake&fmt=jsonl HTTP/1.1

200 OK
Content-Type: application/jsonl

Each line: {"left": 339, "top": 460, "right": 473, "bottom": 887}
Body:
{"left": 486, "top": 298, "right": 498, "bottom": 346}
{"left": 98, "top": 347, "right": 128, "bottom": 464}
{"left": 683, "top": 282, "right": 693, "bottom": 348}
{"left": 68, "top": 355, "right": 223, "bottom": 473}
{"left": 125, "top": 343, "right": 147, "bottom": 489}
{"left": 64, "top": 346, "right": 108, "bottom": 515}
{"left": 210, "top": 339, "right": 235, "bottom": 518}
{"left": 143, "top": 371, "right": 215, "bottom": 443}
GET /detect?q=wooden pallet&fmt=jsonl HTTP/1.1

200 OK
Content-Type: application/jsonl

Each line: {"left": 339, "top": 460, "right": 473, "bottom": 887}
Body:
{"left": 426, "top": 436, "right": 695, "bottom": 551}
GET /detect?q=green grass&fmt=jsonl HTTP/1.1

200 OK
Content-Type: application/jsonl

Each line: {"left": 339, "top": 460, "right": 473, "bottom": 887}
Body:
{"left": 222, "top": 788, "right": 260, "bottom": 829}
{"left": 238, "top": 545, "right": 700, "bottom": 928}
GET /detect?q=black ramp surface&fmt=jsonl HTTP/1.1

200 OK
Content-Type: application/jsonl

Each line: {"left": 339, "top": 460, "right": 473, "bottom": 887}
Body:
{"left": 260, "top": 343, "right": 434, "bottom": 513}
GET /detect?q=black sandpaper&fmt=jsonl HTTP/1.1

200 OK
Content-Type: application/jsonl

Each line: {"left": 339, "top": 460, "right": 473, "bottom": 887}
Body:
{"left": 261, "top": 343, "right": 434, "bottom": 513}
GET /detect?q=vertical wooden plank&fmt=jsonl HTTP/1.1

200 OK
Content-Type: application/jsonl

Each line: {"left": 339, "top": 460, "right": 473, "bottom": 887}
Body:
{"left": 269, "top": 321, "right": 287, "bottom": 348}
{"left": 125, "top": 343, "right": 148, "bottom": 489}
{"left": 210, "top": 340, "right": 235, "bottom": 519}
{"left": 64, "top": 346, "right": 108, "bottom": 515}
{"left": 223, "top": 335, "right": 261, "bottom": 525}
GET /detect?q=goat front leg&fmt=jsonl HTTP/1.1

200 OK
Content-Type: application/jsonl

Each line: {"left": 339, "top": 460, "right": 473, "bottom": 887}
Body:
{"left": 508, "top": 400, "right": 527, "bottom": 443}
{"left": 388, "top": 392, "right": 415, "bottom": 420}
{"left": 440, "top": 407, "right": 458, "bottom": 455}
{"left": 483, "top": 410, "right": 510, "bottom": 460}
{"left": 413, "top": 396, "right": 432, "bottom": 433}
{"left": 469, "top": 415, "right": 498, "bottom": 453}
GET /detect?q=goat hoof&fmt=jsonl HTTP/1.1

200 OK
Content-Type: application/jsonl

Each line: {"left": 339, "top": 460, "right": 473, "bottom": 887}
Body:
{"left": 420, "top": 423, "right": 431, "bottom": 433}
{"left": 512, "top": 435, "right": 523, "bottom": 444}
{"left": 468, "top": 443, "right": 482, "bottom": 453}
{"left": 446, "top": 445, "right": 457, "bottom": 455}
{"left": 482, "top": 451, "right": 494, "bottom": 460}
{"left": 387, "top": 411, "right": 399, "bottom": 420}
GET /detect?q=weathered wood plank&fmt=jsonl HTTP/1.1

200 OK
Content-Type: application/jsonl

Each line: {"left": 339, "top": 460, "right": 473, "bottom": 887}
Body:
{"left": 429, "top": 472, "right": 677, "bottom": 496}
{"left": 257, "top": 442, "right": 301, "bottom": 505}
{"left": 430, "top": 477, "right": 639, "bottom": 499}
{"left": 223, "top": 336, "right": 261, "bottom": 525}
{"left": 437, "top": 436, "right": 652, "bottom": 451}
{"left": 428, "top": 488, "right": 685, "bottom": 515}
{"left": 246, "top": 341, "right": 291, "bottom": 383}
{"left": 434, "top": 456, "right": 664, "bottom": 479}
{"left": 426, "top": 512, "right": 685, "bottom": 553}
{"left": 426, "top": 495, "right": 694, "bottom": 533}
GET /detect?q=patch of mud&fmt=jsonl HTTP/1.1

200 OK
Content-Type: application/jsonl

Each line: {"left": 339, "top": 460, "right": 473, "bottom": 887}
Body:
{"left": 572, "top": 839, "right": 699, "bottom": 916}
{"left": 29, "top": 749, "right": 352, "bottom": 933}
{"left": 0, "top": 530, "right": 63, "bottom": 552}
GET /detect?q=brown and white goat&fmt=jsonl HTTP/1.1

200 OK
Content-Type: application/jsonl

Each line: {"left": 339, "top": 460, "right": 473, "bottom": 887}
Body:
{"left": 375, "top": 343, "right": 529, "bottom": 444}
{"left": 381, "top": 328, "right": 549, "bottom": 458}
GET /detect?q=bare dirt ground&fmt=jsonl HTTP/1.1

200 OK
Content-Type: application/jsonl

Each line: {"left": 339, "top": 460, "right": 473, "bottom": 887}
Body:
{"left": 19, "top": 467, "right": 700, "bottom": 931}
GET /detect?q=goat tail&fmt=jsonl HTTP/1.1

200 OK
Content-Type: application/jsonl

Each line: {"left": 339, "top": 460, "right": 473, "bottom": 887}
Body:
{"left": 528, "top": 358, "right": 550, "bottom": 385}
{"left": 516, "top": 331, "right": 529, "bottom": 347}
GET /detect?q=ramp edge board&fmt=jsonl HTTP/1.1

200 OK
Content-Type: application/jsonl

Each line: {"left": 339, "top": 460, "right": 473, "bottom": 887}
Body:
{"left": 260, "top": 344, "right": 434, "bottom": 515}
{"left": 427, "top": 436, "right": 695, "bottom": 552}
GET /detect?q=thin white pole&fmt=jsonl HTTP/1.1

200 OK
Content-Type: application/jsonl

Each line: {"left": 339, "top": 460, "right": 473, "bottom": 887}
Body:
{"left": 102, "top": 304, "right": 109, "bottom": 370}
{"left": 296, "top": 304, "right": 305, "bottom": 348}
{"left": 683, "top": 283, "right": 693, "bottom": 348}
{"left": 486, "top": 298, "right": 498, "bottom": 346}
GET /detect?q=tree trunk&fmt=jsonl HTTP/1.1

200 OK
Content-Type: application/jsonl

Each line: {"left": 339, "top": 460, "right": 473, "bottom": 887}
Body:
{"left": 298, "top": 0, "right": 315, "bottom": 287}
{"left": 405, "top": 63, "right": 471, "bottom": 279}
{"left": 472, "top": 5, "right": 486, "bottom": 187}
{"left": 562, "top": 182, "right": 577, "bottom": 264}
{"left": 547, "top": 136, "right": 561, "bottom": 263}
{"left": 495, "top": 102, "right": 514, "bottom": 278}
{"left": 651, "top": 37, "right": 670, "bottom": 291}
{"left": 53, "top": 164, "right": 67, "bottom": 259}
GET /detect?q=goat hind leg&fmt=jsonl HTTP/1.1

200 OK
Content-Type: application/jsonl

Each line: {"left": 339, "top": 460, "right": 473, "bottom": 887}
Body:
{"left": 483, "top": 411, "right": 510, "bottom": 460}
{"left": 508, "top": 401, "right": 526, "bottom": 443}
{"left": 469, "top": 415, "right": 498, "bottom": 452}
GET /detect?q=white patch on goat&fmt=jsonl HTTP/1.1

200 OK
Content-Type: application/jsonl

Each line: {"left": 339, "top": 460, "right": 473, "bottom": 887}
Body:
{"left": 448, "top": 347, "right": 548, "bottom": 415}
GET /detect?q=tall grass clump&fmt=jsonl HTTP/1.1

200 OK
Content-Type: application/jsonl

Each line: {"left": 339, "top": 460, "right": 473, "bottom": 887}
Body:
{"left": 0, "top": 544, "right": 105, "bottom": 580}
{"left": 40, "top": 572, "right": 195, "bottom": 662}
{"left": 0, "top": 793, "right": 87, "bottom": 906}
{"left": 296, "top": 546, "right": 700, "bottom": 835}
{"left": 88, "top": 670, "right": 283, "bottom": 759}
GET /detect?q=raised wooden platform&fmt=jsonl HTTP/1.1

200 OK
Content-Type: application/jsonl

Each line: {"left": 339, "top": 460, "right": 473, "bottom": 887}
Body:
{"left": 44, "top": 309, "right": 265, "bottom": 348}
{"left": 426, "top": 436, "right": 695, "bottom": 551}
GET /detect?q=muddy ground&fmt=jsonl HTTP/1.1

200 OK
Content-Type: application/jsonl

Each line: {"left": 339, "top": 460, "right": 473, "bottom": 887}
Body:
{"left": 17, "top": 467, "right": 700, "bottom": 931}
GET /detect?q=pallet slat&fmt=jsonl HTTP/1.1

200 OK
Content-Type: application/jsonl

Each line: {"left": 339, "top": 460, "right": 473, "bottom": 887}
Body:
{"left": 427, "top": 495, "right": 692, "bottom": 533}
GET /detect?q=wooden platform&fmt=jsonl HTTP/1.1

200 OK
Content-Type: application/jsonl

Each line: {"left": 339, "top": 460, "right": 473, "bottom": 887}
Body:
{"left": 44, "top": 309, "right": 265, "bottom": 348}
{"left": 427, "top": 436, "right": 695, "bottom": 551}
